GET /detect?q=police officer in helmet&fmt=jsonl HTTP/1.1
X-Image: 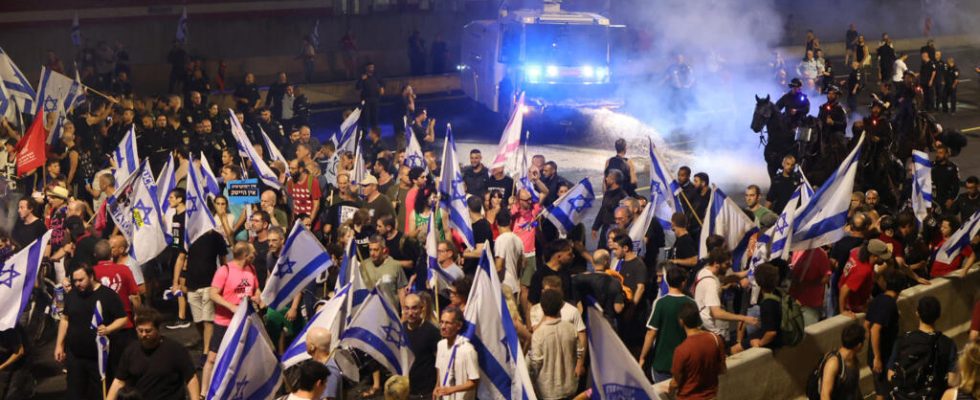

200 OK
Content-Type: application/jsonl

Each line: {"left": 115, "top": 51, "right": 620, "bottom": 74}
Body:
{"left": 776, "top": 78, "right": 811, "bottom": 128}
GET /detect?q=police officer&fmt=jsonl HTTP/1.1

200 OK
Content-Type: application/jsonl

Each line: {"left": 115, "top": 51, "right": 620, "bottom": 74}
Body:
{"left": 776, "top": 78, "right": 811, "bottom": 128}
{"left": 818, "top": 85, "right": 848, "bottom": 138}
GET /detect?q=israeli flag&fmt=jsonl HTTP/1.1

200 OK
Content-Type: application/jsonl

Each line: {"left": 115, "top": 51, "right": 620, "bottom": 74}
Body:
{"left": 699, "top": 185, "right": 759, "bottom": 272}
{"left": 440, "top": 124, "right": 475, "bottom": 248}
{"left": 935, "top": 211, "right": 980, "bottom": 265}
{"left": 128, "top": 161, "right": 168, "bottom": 263}
{"left": 463, "top": 244, "right": 537, "bottom": 400}
{"left": 629, "top": 201, "right": 656, "bottom": 258}
{"left": 198, "top": 153, "right": 221, "bottom": 199}
{"left": 790, "top": 134, "right": 864, "bottom": 251}
{"left": 350, "top": 142, "right": 369, "bottom": 187}
{"left": 259, "top": 126, "right": 288, "bottom": 169}
{"left": 747, "top": 230, "right": 772, "bottom": 274}
{"left": 0, "top": 230, "right": 51, "bottom": 330}
{"left": 491, "top": 92, "right": 525, "bottom": 175}
{"left": 281, "top": 283, "right": 349, "bottom": 369}
{"left": 769, "top": 184, "right": 805, "bottom": 262}
{"left": 911, "top": 150, "right": 933, "bottom": 223}
{"left": 648, "top": 137, "right": 683, "bottom": 228}
{"left": 175, "top": 7, "right": 188, "bottom": 44}
{"left": 517, "top": 145, "right": 541, "bottom": 203}
{"left": 71, "top": 14, "right": 81, "bottom": 46}
{"left": 334, "top": 241, "right": 369, "bottom": 315}
{"left": 426, "top": 214, "right": 458, "bottom": 293}
{"left": 185, "top": 153, "right": 217, "bottom": 250}
{"left": 583, "top": 297, "right": 661, "bottom": 399}
{"left": 207, "top": 301, "right": 282, "bottom": 400}
{"left": 0, "top": 78, "right": 17, "bottom": 125}
{"left": 542, "top": 178, "right": 596, "bottom": 238}
{"left": 91, "top": 301, "right": 109, "bottom": 381}
{"left": 36, "top": 67, "right": 86, "bottom": 143}
{"left": 227, "top": 109, "right": 281, "bottom": 189}
{"left": 262, "top": 221, "right": 333, "bottom": 310}
{"left": 0, "top": 47, "right": 36, "bottom": 114}
{"left": 798, "top": 166, "right": 815, "bottom": 205}
{"left": 403, "top": 116, "right": 427, "bottom": 170}
{"left": 338, "top": 288, "right": 414, "bottom": 376}
{"left": 112, "top": 125, "right": 139, "bottom": 185}
{"left": 336, "top": 107, "right": 361, "bottom": 155}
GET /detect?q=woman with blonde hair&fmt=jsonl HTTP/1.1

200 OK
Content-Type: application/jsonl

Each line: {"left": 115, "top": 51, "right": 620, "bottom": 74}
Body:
{"left": 944, "top": 340, "right": 980, "bottom": 400}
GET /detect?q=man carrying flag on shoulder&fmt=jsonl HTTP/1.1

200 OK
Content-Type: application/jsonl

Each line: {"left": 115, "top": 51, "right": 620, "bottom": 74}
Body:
{"left": 55, "top": 265, "right": 128, "bottom": 400}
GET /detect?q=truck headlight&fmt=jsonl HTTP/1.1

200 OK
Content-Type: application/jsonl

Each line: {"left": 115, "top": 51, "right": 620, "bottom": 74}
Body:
{"left": 525, "top": 65, "right": 542, "bottom": 82}
{"left": 580, "top": 65, "right": 595, "bottom": 78}
{"left": 546, "top": 65, "right": 559, "bottom": 78}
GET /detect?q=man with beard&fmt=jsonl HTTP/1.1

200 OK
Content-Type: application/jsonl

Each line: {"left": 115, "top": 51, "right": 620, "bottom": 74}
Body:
{"left": 55, "top": 265, "right": 129, "bottom": 400}
{"left": 106, "top": 307, "right": 199, "bottom": 400}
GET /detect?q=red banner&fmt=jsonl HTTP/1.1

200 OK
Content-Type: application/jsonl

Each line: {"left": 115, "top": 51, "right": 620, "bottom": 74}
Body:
{"left": 16, "top": 110, "right": 48, "bottom": 177}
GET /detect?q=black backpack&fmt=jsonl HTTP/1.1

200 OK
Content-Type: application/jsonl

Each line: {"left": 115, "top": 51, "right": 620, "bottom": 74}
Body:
{"left": 806, "top": 351, "right": 844, "bottom": 400}
{"left": 890, "top": 331, "right": 949, "bottom": 400}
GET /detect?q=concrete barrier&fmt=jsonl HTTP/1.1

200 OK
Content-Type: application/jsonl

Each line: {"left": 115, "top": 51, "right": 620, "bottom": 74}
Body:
{"left": 653, "top": 268, "right": 980, "bottom": 399}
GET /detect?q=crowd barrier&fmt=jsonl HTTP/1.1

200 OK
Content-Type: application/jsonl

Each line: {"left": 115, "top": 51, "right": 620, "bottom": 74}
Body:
{"left": 653, "top": 267, "right": 980, "bottom": 399}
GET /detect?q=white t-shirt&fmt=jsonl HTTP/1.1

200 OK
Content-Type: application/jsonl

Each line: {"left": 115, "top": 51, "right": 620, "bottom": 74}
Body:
{"left": 528, "top": 302, "right": 586, "bottom": 333}
{"left": 892, "top": 59, "right": 908, "bottom": 82}
{"left": 436, "top": 337, "right": 480, "bottom": 400}
{"left": 494, "top": 231, "right": 524, "bottom": 295}
{"left": 693, "top": 268, "right": 727, "bottom": 337}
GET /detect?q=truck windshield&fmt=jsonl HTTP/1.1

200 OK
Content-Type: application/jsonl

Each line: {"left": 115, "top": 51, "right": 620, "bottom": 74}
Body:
{"left": 523, "top": 24, "right": 607, "bottom": 65}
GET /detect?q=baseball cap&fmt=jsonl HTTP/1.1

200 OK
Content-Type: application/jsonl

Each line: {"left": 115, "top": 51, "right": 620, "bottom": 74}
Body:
{"left": 359, "top": 174, "right": 378, "bottom": 186}
{"left": 867, "top": 239, "right": 893, "bottom": 260}
{"left": 789, "top": 78, "right": 803, "bottom": 88}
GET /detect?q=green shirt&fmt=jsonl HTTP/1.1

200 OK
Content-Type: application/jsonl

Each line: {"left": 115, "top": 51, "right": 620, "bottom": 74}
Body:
{"left": 647, "top": 293, "right": 697, "bottom": 373}
{"left": 360, "top": 256, "right": 408, "bottom": 308}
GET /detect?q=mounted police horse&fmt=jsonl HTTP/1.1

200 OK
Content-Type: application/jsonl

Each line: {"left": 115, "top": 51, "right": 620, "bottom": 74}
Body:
{"left": 750, "top": 95, "right": 844, "bottom": 187}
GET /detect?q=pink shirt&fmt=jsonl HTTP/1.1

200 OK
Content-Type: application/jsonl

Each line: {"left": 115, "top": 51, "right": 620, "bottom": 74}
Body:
{"left": 211, "top": 261, "right": 259, "bottom": 326}
{"left": 510, "top": 203, "right": 542, "bottom": 255}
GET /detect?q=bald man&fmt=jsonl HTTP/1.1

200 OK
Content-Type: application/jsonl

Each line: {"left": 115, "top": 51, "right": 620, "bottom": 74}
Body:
{"left": 109, "top": 235, "right": 146, "bottom": 293}
{"left": 260, "top": 190, "right": 288, "bottom": 228}
{"left": 305, "top": 327, "right": 343, "bottom": 400}
{"left": 402, "top": 293, "right": 440, "bottom": 397}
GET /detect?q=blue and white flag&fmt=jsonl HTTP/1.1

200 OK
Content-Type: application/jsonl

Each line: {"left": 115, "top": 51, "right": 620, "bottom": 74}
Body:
{"left": 403, "top": 117, "right": 426, "bottom": 170}
{"left": 768, "top": 184, "right": 805, "bottom": 262}
{"left": 107, "top": 161, "right": 169, "bottom": 263}
{"left": 198, "top": 153, "right": 221, "bottom": 199}
{"left": 0, "top": 78, "right": 17, "bottom": 125}
{"left": 259, "top": 126, "right": 289, "bottom": 173}
{"left": 71, "top": 14, "right": 81, "bottom": 46}
{"left": 583, "top": 297, "right": 661, "bottom": 399}
{"left": 185, "top": 154, "right": 217, "bottom": 250}
{"left": 699, "top": 185, "right": 759, "bottom": 272}
{"left": 629, "top": 201, "right": 656, "bottom": 258}
{"left": 911, "top": 150, "right": 933, "bottom": 223}
{"left": 336, "top": 107, "right": 361, "bottom": 155}
{"left": 91, "top": 300, "right": 109, "bottom": 381}
{"left": 658, "top": 272, "right": 670, "bottom": 298}
{"left": 338, "top": 288, "right": 414, "bottom": 376}
{"left": 935, "top": 211, "right": 980, "bottom": 265}
{"left": 426, "top": 214, "right": 458, "bottom": 293}
{"left": 517, "top": 141, "right": 541, "bottom": 203}
{"left": 228, "top": 110, "right": 281, "bottom": 189}
{"left": 281, "top": 284, "right": 349, "bottom": 368}
{"left": 798, "top": 166, "right": 815, "bottom": 205}
{"left": 0, "top": 230, "right": 51, "bottom": 330}
{"left": 156, "top": 153, "right": 177, "bottom": 240}
{"left": 350, "top": 142, "right": 369, "bottom": 188}
{"left": 648, "top": 137, "right": 683, "bottom": 229}
{"left": 463, "top": 244, "right": 537, "bottom": 400}
{"left": 334, "top": 240, "right": 369, "bottom": 316}
{"left": 35, "top": 67, "right": 85, "bottom": 142}
{"left": 0, "top": 47, "right": 36, "bottom": 115}
{"left": 791, "top": 134, "right": 864, "bottom": 251}
{"left": 112, "top": 125, "right": 139, "bottom": 184}
{"left": 310, "top": 20, "right": 320, "bottom": 49}
{"left": 262, "top": 221, "right": 333, "bottom": 310}
{"left": 542, "top": 178, "right": 596, "bottom": 238}
{"left": 207, "top": 301, "right": 282, "bottom": 400}
{"left": 175, "top": 7, "right": 188, "bottom": 44}
{"left": 439, "top": 124, "right": 475, "bottom": 248}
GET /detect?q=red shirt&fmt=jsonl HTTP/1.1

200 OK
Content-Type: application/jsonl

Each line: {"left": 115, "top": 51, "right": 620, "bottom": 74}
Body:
{"left": 94, "top": 260, "right": 139, "bottom": 328}
{"left": 930, "top": 237, "right": 973, "bottom": 277}
{"left": 789, "top": 248, "right": 831, "bottom": 308}
{"left": 838, "top": 249, "right": 874, "bottom": 313}
{"left": 671, "top": 331, "right": 726, "bottom": 400}
{"left": 287, "top": 175, "right": 321, "bottom": 217}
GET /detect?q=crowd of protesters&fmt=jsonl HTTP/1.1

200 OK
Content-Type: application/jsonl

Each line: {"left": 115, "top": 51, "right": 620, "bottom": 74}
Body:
{"left": 0, "top": 21, "right": 977, "bottom": 400}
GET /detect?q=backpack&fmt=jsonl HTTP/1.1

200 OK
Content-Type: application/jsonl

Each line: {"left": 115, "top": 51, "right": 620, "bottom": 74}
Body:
{"left": 890, "top": 331, "right": 948, "bottom": 400}
{"left": 763, "top": 289, "right": 805, "bottom": 347}
{"left": 806, "top": 351, "right": 843, "bottom": 400}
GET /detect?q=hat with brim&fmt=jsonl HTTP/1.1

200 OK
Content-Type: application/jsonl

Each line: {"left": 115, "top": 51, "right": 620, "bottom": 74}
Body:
{"left": 867, "top": 239, "right": 892, "bottom": 260}
{"left": 359, "top": 174, "right": 378, "bottom": 186}
{"left": 789, "top": 78, "right": 803, "bottom": 88}
{"left": 46, "top": 186, "right": 70, "bottom": 200}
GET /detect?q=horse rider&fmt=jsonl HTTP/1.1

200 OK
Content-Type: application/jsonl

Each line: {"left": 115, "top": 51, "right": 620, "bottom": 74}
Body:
{"left": 818, "top": 85, "right": 848, "bottom": 139}
{"left": 776, "top": 78, "right": 811, "bottom": 129}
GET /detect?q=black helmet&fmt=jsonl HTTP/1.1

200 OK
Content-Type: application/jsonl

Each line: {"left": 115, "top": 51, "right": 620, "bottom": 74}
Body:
{"left": 789, "top": 78, "right": 803, "bottom": 88}
{"left": 827, "top": 84, "right": 841, "bottom": 94}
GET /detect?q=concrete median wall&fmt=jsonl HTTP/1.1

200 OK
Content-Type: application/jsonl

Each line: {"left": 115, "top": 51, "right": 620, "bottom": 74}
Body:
{"left": 653, "top": 268, "right": 980, "bottom": 399}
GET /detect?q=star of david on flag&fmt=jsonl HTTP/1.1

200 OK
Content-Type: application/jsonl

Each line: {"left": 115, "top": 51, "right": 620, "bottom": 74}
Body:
{"left": 261, "top": 221, "right": 332, "bottom": 310}
{"left": 338, "top": 288, "right": 414, "bottom": 376}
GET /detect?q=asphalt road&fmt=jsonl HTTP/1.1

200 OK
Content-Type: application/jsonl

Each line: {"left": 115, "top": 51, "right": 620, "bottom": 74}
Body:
{"left": 27, "top": 46, "right": 980, "bottom": 399}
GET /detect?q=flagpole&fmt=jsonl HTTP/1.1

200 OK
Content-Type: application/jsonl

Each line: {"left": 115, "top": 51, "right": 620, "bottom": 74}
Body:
{"left": 81, "top": 85, "right": 119, "bottom": 104}
{"left": 678, "top": 190, "right": 703, "bottom": 227}
{"left": 101, "top": 377, "right": 106, "bottom": 399}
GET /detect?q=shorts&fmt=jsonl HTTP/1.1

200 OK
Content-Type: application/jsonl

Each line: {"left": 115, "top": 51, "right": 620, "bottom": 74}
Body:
{"left": 520, "top": 255, "right": 537, "bottom": 287}
{"left": 187, "top": 287, "right": 214, "bottom": 323}
{"left": 210, "top": 324, "right": 228, "bottom": 354}
{"left": 871, "top": 360, "right": 891, "bottom": 395}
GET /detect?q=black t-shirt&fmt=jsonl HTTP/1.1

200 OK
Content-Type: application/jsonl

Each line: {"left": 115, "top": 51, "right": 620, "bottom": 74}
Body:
{"left": 11, "top": 219, "right": 46, "bottom": 249}
{"left": 356, "top": 75, "right": 384, "bottom": 100}
{"left": 169, "top": 211, "right": 187, "bottom": 251}
{"left": 572, "top": 272, "right": 625, "bottom": 322}
{"left": 462, "top": 166, "right": 490, "bottom": 198}
{"left": 386, "top": 232, "right": 419, "bottom": 274}
{"left": 406, "top": 321, "right": 440, "bottom": 396}
{"left": 529, "top": 266, "right": 574, "bottom": 304}
{"left": 865, "top": 293, "right": 899, "bottom": 364}
{"left": 486, "top": 175, "right": 514, "bottom": 205}
{"left": 766, "top": 173, "right": 800, "bottom": 214}
{"left": 749, "top": 296, "right": 782, "bottom": 349}
{"left": 619, "top": 257, "right": 647, "bottom": 293}
{"left": 116, "top": 337, "right": 196, "bottom": 400}
{"left": 184, "top": 231, "right": 229, "bottom": 290}
{"left": 252, "top": 238, "right": 271, "bottom": 288}
{"left": 0, "top": 326, "right": 26, "bottom": 371}
{"left": 672, "top": 233, "right": 698, "bottom": 262}
{"left": 68, "top": 235, "right": 100, "bottom": 272}
{"left": 353, "top": 225, "right": 376, "bottom": 261}
{"left": 64, "top": 285, "right": 127, "bottom": 359}
{"left": 463, "top": 219, "right": 495, "bottom": 275}
{"left": 830, "top": 236, "right": 865, "bottom": 270}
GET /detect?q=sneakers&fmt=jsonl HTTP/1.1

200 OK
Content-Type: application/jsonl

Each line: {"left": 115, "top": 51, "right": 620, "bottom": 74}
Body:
{"left": 166, "top": 318, "right": 192, "bottom": 330}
